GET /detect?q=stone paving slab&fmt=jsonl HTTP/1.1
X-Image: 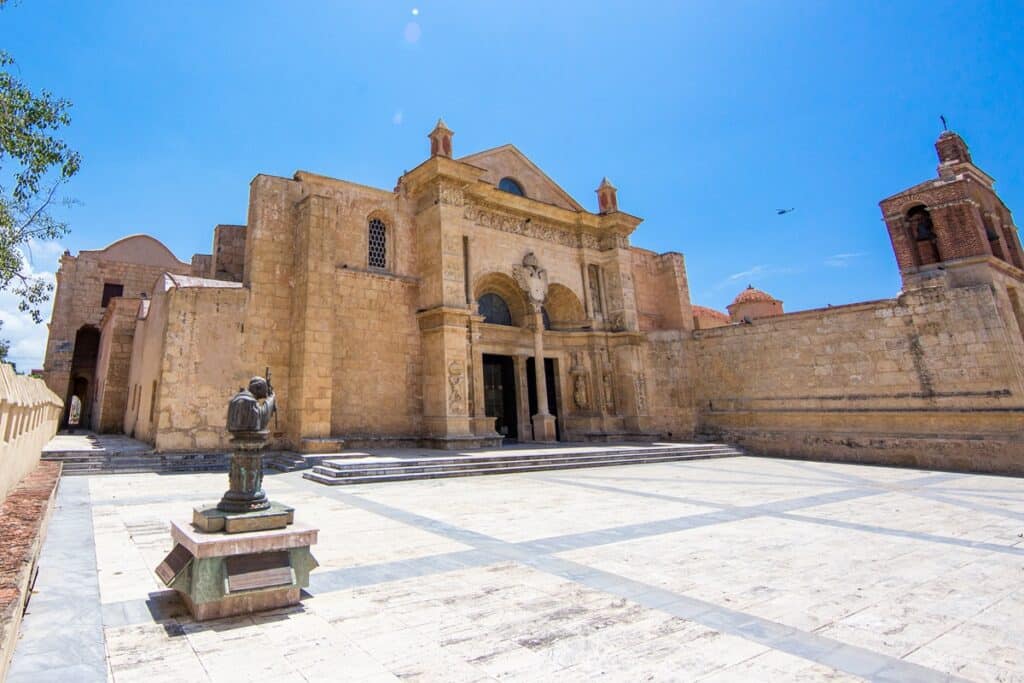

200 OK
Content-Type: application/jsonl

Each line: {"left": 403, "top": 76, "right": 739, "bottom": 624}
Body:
{"left": 10, "top": 455, "right": 1024, "bottom": 681}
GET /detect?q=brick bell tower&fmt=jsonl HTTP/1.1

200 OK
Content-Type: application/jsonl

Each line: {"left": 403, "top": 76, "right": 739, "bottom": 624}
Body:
{"left": 880, "top": 130, "right": 1024, "bottom": 288}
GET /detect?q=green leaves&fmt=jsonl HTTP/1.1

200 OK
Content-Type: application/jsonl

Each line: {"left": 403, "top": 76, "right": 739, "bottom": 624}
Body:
{"left": 0, "top": 45, "right": 80, "bottom": 327}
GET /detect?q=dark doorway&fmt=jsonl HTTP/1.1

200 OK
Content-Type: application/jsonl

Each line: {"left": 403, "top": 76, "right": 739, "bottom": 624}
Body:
{"left": 482, "top": 354, "right": 517, "bottom": 442}
{"left": 66, "top": 325, "right": 100, "bottom": 428}
{"left": 526, "top": 357, "right": 561, "bottom": 441}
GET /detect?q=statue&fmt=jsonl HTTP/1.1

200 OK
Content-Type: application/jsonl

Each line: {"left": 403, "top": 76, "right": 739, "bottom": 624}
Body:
{"left": 217, "top": 373, "right": 277, "bottom": 513}
{"left": 227, "top": 376, "right": 276, "bottom": 434}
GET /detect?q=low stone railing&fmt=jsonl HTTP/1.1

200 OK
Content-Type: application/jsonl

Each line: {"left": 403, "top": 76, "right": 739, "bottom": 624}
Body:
{"left": 0, "top": 364, "right": 63, "bottom": 503}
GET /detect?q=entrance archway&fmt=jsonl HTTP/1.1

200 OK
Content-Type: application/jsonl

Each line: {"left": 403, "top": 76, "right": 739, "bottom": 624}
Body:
{"left": 66, "top": 325, "right": 100, "bottom": 427}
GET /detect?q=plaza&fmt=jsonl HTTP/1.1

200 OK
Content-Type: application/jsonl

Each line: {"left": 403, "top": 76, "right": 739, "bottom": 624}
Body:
{"left": 9, "top": 455, "right": 1024, "bottom": 682}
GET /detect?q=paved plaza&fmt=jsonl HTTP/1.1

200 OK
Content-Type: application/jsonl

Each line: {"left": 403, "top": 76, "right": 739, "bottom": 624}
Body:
{"left": 8, "top": 455, "right": 1024, "bottom": 682}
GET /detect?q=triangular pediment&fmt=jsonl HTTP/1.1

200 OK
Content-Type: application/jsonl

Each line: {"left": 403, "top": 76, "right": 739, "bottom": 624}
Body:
{"left": 459, "top": 144, "right": 585, "bottom": 212}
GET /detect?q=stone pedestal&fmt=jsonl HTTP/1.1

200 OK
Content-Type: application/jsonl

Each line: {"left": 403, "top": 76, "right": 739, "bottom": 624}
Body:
{"left": 157, "top": 520, "right": 318, "bottom": 621}
{"left": 532, "top": 413, "right": 558, "bottom": 442}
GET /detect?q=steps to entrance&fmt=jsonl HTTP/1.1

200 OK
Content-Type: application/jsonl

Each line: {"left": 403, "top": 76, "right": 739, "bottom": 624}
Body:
{"left": 302, "top": 443, "right": 742, "bottom": 486}
{"left": 41, "top": 450, "right": 232, "bottom": 476}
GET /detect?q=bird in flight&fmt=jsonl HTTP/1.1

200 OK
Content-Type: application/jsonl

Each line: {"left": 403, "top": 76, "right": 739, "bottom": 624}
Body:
{"left": 776, "top": 208, "right": 795, "bottom": 215}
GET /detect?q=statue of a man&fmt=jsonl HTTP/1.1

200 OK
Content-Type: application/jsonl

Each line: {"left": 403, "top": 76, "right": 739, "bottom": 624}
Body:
{"left": 226, "top": 376, "right": 276, "bottom": 435}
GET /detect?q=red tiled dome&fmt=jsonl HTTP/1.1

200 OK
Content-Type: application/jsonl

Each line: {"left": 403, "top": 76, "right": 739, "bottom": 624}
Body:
{"left": 731, "top": 285, "right": 779, "bottom": 305}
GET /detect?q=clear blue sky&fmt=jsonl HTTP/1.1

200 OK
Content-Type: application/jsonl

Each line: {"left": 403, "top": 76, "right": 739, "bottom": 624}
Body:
{"left": 2, "top": 1, "right": 1022, "bottom": 369}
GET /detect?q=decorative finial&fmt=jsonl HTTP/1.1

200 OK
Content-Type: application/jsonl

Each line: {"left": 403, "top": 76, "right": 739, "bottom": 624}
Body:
{"left": 940, "top": 114, "right": 948, "bottom": 132}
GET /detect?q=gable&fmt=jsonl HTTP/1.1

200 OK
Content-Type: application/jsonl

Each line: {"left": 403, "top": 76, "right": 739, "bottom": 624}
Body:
{"left": 459, "top": 145, "right": 584, "bottom": 212}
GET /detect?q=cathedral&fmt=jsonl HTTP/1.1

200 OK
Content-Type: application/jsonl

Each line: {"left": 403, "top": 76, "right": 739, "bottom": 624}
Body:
{"left": 40, "top": 123, "right": 1024, "bottom": 474}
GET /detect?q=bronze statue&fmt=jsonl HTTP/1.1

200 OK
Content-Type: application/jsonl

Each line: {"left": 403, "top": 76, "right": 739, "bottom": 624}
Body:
{"left": 217, "top": 373, "right": 277, "bottom": 513}
{"left": 227, "top": 376, "right": 277, "bottom": 434}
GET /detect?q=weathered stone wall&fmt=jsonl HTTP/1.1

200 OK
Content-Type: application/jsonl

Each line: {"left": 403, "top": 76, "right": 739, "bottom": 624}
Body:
{"left": 92, "top": 297, "right": 140, "bottom": 433}
{"left": 0, "top": 364, "right": 62, "bottom": 504}
{"left": 331, "top": 269, "right": 422, "bottom": 436}
{"left": 693, "top": 277, "right": 1024, "bottom": 473}
{"left": 42, "top": 235, "right": 192, "bottom": 412}
{"left": 643, "top": 331, "right": 697, "bottom": 437}
{"left": 153, "top": 282, "right": 247, "bottom": 451}
{"left": 190, "top": 254, "right": 212, "bottom": 277}
{"left": 631, "top": 248, "right": 693, "bottom": 332}
{"left": 210, "top": 224, "right": 246, "bottom": 281}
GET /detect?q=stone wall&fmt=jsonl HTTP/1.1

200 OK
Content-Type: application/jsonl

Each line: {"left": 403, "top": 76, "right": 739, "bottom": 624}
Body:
{"left": 42, "top": 235, "right": 192, "bottom": 413}
{"left": 331, "top": 269, "right": 423, "bottom": 436}
{"left": 153, "top": 282, "right": 247, "bottom": 452}
{"left": 210, "top": 224, "right": 246, "bottom": 281}
{"left": 631, "top": 248, "right": 693, "bottom": 332}
{"left": 92, "top": 297, "right": 140, "bottom": 433}
{"left": 692, "top": 276, "right": 1024, "bottom": 473}
{"left": 124, "top": 275, "right": 246, "bottom": 450}
{"left": 0, "top": 364, "right": 62, "bottom": 504}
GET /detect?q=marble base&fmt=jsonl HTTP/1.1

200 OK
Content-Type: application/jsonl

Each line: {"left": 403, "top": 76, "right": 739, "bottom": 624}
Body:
{"left": 192, "top": 501, "right": 294, "bottom": 534}
{"left": 157, "top": 520, "right": 318, "bottom": 621}
{"left": 182, "top": 587, "right": 301, "bottom": 621}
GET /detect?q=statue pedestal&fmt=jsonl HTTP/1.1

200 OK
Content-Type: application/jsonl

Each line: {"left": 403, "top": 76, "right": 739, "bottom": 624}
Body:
{"left": 156, "top": 520, "right": 319, "bottom": 621}
{"left": 192, "top": 501, "right": 294, "bottom": 533}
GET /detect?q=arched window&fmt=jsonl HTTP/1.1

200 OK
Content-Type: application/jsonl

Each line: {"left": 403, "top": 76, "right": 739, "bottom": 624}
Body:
{"left": 906, "top": 205, "right": 940, "bottom": 265}
{"left": 478, "top": 293, "right": 513, "bottom": 326}
{"left": 907, "top": 206, "right": 935, "bottom": 241}
{"left": 498, "top": 177, "right": 525, "bottom": 197}
{"left": 368, "top": 218, "right": 387, "bottom": 269}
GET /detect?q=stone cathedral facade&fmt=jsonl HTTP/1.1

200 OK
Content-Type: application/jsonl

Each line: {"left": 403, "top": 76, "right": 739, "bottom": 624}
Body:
{"left": 41, "top": 123, "right": 1024, "bottom": 474}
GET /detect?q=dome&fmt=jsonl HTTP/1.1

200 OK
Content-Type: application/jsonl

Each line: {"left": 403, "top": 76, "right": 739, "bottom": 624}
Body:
{"left": 731, "top": 285, "right": 779, "bottom": 306}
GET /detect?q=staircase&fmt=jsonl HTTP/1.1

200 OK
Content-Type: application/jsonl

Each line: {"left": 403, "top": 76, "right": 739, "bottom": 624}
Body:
{"left": 302, "top": 442, "right": 742, "bottom": 486}
{"left": 41, "top": 450, "right": 232, "bottom": 476}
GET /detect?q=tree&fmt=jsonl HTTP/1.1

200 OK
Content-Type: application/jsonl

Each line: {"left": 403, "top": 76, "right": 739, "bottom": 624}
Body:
{"left": 0, "top": 48, "right": 80, "bottom": 328}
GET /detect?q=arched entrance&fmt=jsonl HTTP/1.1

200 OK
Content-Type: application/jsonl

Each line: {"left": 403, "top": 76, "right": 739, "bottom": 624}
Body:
{"left": 66, "top": 325, "right": 100, "bottom": 428}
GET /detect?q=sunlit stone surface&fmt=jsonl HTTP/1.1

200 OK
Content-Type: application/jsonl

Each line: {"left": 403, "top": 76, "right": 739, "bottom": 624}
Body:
{"left": 10, "top": 456, "right": 1024, "bottom": 682}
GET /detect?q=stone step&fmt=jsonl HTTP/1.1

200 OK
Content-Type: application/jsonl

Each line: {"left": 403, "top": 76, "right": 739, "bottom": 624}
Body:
{"left": 54, "top": 454, "right": 231, "bottom": 476}
{"left": 312, "top": 446, "right": 738, "bottom": 478}
{"left": 316, "top": 444, "right": 733, "bottom": 474}
{"left": 303, "top": 446, "right": 742, "bottom": 486}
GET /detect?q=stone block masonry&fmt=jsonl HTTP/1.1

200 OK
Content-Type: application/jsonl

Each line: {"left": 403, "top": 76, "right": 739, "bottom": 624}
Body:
{"left": 693, "top": 276, "right": 1024, "bottom": 474}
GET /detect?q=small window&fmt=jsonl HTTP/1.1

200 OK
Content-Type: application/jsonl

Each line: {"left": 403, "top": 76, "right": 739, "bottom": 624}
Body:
{"left": 498, "top": 177, "right": 525, "bottom": 197}
{"left": 368, "top": 218, "right": 387, "bottom": 269}
{"left": 101, "top": 283, "right": 124, "bottom": 308}
{"left": 478, "top": 293, "right": 513, "bottom": 326}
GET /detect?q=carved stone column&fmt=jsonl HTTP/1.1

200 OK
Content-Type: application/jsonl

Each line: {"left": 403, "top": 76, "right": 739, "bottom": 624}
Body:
{"left": 514, "top": 252, "right": 557, "bottom": 442}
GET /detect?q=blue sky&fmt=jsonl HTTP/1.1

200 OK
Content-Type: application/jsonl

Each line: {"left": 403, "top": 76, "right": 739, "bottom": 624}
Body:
{"left": 2, "top": 1, "right": 1022, "bottom": 369}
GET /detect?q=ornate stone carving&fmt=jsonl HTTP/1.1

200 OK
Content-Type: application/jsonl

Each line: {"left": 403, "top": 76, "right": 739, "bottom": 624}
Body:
{"left": 438, "top": 185, "right": 465, "bottom": 206}
{"left": 447, "top": 360, "right": 465, "bottom": 414}
{"left": 570, "top": 352, "right": 589, "bottom": 410}
{"left": 464, "top": 204, "right": 577, "bottom": 247}
{"left": 634, "top": 373, "right": 648, "bottom": 414}
{"left": 603, "top": 373, "right": 615, "bottom": 413}
{"left": 513, "top": 252, "right": 549, "bottom": 307}
{"left": 601, "top": 350, "right": 615, "bottom": 413}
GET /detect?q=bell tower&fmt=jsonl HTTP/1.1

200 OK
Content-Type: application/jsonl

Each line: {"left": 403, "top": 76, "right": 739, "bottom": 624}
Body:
{"left": 880, "top": 130, "right": 1024, "bottom": 287}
